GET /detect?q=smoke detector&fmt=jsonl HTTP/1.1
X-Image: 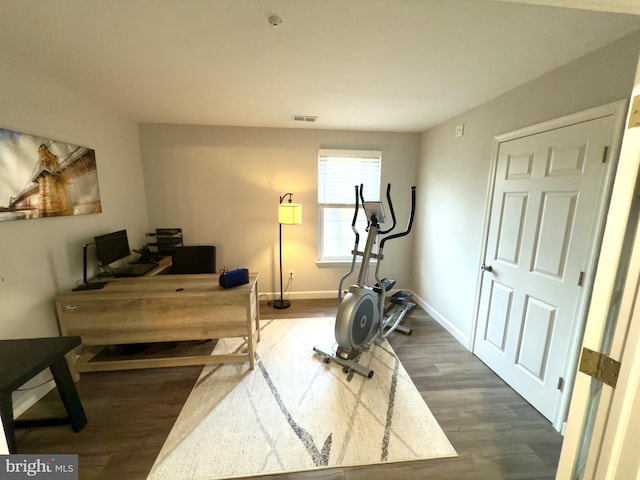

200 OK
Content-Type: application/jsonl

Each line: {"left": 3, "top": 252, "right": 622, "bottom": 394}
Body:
{"left": 268, "top": 15, "right": 282, "bottom": 28}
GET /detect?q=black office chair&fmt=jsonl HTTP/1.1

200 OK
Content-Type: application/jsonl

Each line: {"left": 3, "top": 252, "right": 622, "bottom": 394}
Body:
{"left": 170, "top": 245, "right": 218, "bottom": 348}
{"left": 171, "top": 245, "right": 216, "bottom": 274}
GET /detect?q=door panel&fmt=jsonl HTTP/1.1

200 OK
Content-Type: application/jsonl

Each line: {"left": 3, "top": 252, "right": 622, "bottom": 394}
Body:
{"left": 507, "top": 154, "right": 533, "bottom": 179}
{"left": 484, "top": 282, "right": 513, "bottom": 351}
{"left": 531, "top": 191, "right": 577, "bottom": 277}
{"left": 547, "top": 143, "right": 585, "bottom": 176}
{"left": 496, "top": 192, "right": 528, "bottom": 264}
{"left": 474, "top": 115, "right": 614, "bottom": 422}
{"left": 517, "top": 296, "right": 555, "bottom": 380}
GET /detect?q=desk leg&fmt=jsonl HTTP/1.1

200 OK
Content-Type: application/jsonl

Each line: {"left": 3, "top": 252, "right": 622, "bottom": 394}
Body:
{"left": 0, "top": 392, "right": 16, "bottom": 454}
{"left": 49, "top": 357, "right": 87, "bottom": 432}
{"left": 64, "top": 350, "right": 80, "bottom": 383}
{"left": 254, "top": 281, "right": 261, "bottom": 343}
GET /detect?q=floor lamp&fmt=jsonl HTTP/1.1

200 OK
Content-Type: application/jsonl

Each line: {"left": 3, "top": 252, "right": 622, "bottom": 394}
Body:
{"left": 274, "top": 193, "right": 302, "bottom": 309}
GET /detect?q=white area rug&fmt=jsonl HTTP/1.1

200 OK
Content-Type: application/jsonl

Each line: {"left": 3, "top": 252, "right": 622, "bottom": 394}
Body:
{"left": 147, "top": 317, "right": 456, "bottom": 480}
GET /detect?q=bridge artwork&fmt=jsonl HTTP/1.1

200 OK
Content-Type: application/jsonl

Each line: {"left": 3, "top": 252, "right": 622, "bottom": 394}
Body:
{"left": 0, "top": 128, "right": 102, "bottom": 222}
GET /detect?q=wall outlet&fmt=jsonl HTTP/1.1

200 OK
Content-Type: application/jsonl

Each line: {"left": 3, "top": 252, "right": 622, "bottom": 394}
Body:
{"left": 289, "top": 270, "right": 294, "bottom": 279}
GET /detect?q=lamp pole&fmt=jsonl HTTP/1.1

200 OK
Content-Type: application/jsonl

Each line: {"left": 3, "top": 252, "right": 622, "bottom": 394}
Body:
{"left": 274, "top": 193, "right": 294, "bottom": 309}
{"left": 274, "top": 220, "right": 289, "bottom": 309}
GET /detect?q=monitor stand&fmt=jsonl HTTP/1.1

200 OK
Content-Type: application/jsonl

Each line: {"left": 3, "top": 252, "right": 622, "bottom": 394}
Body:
{"left": 73, "top": 242, "right": 109, "bottom": 291}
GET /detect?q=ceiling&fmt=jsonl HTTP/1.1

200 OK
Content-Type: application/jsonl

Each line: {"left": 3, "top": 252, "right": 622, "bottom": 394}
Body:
{"left": 1, "top": 0, "right": 639, "bottom": 132}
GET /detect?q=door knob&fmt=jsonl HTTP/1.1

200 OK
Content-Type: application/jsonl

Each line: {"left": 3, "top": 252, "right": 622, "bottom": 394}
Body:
{"left": 481, "top": 264, "right": 493, "bottom": 272}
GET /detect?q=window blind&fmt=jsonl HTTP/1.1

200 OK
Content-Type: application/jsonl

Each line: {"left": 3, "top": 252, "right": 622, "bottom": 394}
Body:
{"left": 318, "top": 149, "right": 382, "bottom": 204}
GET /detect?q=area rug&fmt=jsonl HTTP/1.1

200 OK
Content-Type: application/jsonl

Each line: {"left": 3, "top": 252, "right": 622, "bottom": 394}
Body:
{"left": 146, "top": 317, "right": 456, "bottom": 480}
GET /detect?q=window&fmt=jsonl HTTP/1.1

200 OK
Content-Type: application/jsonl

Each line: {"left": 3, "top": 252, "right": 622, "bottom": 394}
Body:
{"left": 318, "top": 149, "right": 381, "bottom": 262}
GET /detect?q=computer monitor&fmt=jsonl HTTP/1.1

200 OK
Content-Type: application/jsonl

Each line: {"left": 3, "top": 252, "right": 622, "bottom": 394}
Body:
{"left": 94, "top": 229, "right": 130, "bottom": 267}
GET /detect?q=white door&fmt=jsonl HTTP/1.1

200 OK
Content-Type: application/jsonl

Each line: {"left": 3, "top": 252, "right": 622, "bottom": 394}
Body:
{"left": 474, "top": 112, "right": 619, "bottom": 424}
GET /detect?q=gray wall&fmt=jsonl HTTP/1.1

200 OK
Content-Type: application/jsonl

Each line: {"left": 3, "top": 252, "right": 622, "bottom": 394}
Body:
{"left": 413, "top": 30, "right": 640, "bottom": 346}
{"left": 138, "top": 125, "right": 420, "bottom": 298}
{"left": 0, "top": 61, "right": 149, "bottom": 413}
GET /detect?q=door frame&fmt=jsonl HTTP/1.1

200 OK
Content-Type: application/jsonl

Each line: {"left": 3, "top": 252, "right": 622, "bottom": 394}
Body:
{"left": 558, "top": 56, "right": 640, "bottom": 478}
{"left": 470, "top": 99, "right": 628, "bottom": 431}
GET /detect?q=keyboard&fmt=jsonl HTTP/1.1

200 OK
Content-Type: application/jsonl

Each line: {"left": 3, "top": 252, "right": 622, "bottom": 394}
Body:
{"left": 100, "top": 262, "right": 158, "bottom": 277}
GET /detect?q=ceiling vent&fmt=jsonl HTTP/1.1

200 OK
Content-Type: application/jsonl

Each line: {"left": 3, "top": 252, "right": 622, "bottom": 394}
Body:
{"left": 292, "top": 115, "right": 318, "bottom": 123}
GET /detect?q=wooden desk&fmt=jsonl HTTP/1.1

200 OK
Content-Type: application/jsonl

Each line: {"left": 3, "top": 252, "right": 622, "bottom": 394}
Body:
{"left": 0, "top": 336, "right": 87, "bottom": 453}
{"left": 55, "top": 273, "right": 260, "bottom": 373}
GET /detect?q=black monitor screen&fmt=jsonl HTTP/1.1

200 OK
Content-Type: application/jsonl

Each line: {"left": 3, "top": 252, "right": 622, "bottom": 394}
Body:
{"left": 94, "top": 230, "right": 130, "bottom": 267}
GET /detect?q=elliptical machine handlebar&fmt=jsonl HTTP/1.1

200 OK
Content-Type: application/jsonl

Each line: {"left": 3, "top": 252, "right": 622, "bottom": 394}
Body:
{"left": 338, "top": 184, "right": 364, "bottom": 303}
{"left": 378, "top": 184, "right": 397, "bottom": 235}
{"left": 337, "top": 183, "right": 417, "bottom": 304}
{"left": 357, "top": 183, "right": 411, "bottom": 238}
{"left": 379, "top": 185, "right": 416, "bottom": 249}
{"left": 352, "top": 184, "right": 361, "bottom": 242}
{"left": 373, "top": 185, "right": 416, "bottom": 339}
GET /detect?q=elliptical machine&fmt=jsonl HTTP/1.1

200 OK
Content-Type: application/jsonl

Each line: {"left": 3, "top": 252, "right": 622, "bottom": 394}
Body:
{"left": 313, "top": 183, "right": 417, "bottom": 378}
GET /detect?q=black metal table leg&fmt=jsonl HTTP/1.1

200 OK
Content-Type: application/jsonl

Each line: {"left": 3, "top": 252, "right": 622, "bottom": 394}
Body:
{"left": 49, "top": 357, "right": 87, "bottom": 433}
{"left": 0, "top": 392, "right": 16, "bottom": 453}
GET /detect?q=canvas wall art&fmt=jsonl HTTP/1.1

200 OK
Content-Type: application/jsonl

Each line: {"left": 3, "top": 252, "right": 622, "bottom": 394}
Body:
{"left": 0, "top": 127, "right": 101, "bottom": 222}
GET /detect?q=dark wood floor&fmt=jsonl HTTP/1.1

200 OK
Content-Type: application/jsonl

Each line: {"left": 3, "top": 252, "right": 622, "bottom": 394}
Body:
{"left": 14, "top": 299, "right": 563, "bottom": 480}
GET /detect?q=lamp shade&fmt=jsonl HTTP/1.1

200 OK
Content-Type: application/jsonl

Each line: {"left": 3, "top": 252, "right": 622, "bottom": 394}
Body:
{"left": 278, "top": 203, "right": 302, "bottom": 225}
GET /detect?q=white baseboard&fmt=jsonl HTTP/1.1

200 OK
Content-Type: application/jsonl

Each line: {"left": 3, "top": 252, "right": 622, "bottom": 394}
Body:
{"left": 269, "top": 288, "right": 421, "bottom": 302}
{"left": 409, "top": 292, "right": 471, "bottom": 351}
{"left": 265, "top": 289, "right": 472, "bottom": 353}
{"left": 262, "top": 290, "right": 339, "bottom": 303}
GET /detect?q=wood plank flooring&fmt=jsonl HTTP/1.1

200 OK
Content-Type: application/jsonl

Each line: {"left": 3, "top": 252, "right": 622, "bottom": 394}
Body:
{"left": 13, "top": 299, "right": 563, "bottom": 480}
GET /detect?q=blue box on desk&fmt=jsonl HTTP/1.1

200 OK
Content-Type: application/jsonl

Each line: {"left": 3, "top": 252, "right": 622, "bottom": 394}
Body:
{"left": 219, "top": 268, "right": 249, "bottom": 289}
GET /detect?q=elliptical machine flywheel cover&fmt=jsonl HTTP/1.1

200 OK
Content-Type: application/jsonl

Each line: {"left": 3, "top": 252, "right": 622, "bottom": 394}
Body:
{"left": 335, "top": 288, "right": 380, "bottom": 353}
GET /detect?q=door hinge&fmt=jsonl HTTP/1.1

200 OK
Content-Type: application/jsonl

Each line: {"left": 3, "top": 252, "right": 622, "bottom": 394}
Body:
{"left": 578, "top": 271, "right": 585, "bottom": 286}
{"left": 602, "top": 146, "right": 608, "bottom": 163}
{"left": 557, "top": 377, "right": 564, "bottom": 391}
{"left": 578, "top": 347, "right": 621, "bottom": 388}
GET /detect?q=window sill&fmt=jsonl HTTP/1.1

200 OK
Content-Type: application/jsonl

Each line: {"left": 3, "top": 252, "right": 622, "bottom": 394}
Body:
{"left": 316, "top": 259, "right": 352, "bottom": 268}
{"left": 316, "top": 259, "right": 376, "bottom": 268}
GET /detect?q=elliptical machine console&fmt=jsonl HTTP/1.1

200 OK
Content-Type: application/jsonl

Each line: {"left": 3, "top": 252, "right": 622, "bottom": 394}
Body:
{"left": 314, "top": 183, "right": 417, "bottom": 378}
